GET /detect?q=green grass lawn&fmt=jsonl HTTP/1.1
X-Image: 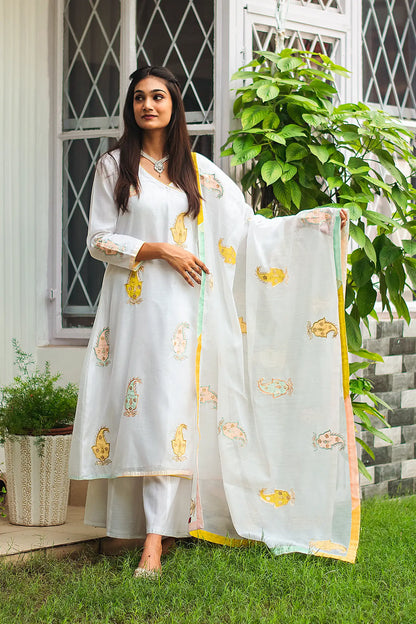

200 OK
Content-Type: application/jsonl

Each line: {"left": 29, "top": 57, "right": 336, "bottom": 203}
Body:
{"left": 0, "top": 495, "right": 415, "bottom": 624}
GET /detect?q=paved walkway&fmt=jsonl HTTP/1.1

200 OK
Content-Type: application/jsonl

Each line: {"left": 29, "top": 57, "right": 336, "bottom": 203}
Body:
{"left": 0, "top": 506, "right": 111, "bottom": 562}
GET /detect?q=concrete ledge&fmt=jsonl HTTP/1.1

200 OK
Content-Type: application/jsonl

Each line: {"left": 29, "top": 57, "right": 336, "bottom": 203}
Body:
{"left": 0, "top": 506, "right": 106, "bottom": 561}
{"left": 0, "top": 506, "right": 147, "bottom": 564}
{"left": 1, "top": 539, "right": 101, "bottom": 564}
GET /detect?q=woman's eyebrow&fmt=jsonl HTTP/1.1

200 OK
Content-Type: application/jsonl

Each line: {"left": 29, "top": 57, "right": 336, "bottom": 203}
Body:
{"left": 134, "top": 88, "right": 167, "bottom": 94}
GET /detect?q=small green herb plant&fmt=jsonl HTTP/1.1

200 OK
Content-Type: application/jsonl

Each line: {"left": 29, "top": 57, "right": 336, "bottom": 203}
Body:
{"left": 0, "top": 340, "right": 78, "bottom": 451}
{"left": 222, "top": 48, "right": 416, "bottom": 477}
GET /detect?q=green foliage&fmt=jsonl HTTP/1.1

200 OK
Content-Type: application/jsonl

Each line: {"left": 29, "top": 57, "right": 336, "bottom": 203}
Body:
{"left": 0, "top": 340, "right": 78, "bottom": 448}
{"left": 223, "top": 49, "right": 416, "bottom": 474}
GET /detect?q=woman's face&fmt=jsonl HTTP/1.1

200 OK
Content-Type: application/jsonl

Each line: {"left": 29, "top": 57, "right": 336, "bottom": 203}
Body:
{"left": 133, "top": 76, "right": 173, "bottom": 132}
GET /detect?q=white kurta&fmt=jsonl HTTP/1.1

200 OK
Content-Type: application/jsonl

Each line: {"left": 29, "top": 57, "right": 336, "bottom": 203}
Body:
{"left": 69, "top": 152, "right": 360, "bottom": 562}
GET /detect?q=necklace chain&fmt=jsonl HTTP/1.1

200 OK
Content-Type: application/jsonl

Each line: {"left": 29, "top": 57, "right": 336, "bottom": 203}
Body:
{"left": 141, "top": 151, "right": 169, "bottom": 176}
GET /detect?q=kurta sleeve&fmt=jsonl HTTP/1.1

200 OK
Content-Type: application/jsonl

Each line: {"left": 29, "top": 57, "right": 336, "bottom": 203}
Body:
{"left": 87, "top": 155, "right": 144, "bottom": 271}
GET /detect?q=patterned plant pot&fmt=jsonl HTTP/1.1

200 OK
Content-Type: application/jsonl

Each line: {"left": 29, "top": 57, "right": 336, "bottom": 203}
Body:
{"left": 4, "top": 433, "right": 72, "bottom": 526}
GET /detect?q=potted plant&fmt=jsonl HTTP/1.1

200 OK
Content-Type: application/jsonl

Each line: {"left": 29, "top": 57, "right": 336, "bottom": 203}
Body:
{"left": 0, "top": 339, "right": 78, "bottom": 526}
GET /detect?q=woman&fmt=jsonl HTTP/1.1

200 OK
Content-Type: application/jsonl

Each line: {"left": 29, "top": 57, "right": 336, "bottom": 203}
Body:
{"left": 69, "top": 67, "right": 359, "bottom": 577}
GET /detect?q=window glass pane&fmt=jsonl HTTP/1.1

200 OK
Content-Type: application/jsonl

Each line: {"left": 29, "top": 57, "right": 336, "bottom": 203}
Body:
{"left": 136, "top": 0, "right": 214, "bottom": 124}
{"left": 362, "top": 0, "right": 416, "bottom": 118}
{"left": 253, "top": 26, "right": 337, "bottom": 59}
{"left": 63, "top": 0, "right": 121, "bottom": 130}
{"left": 62, "top": 137, "right": 115, "bottom": 328}
{"left": 190, "top": 135, "right": 213, "bottom": 160}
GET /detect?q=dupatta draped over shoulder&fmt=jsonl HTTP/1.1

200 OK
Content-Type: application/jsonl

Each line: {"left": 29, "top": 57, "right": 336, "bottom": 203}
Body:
{"left": 69, "top": 152, "right": 360, "bottom": 563}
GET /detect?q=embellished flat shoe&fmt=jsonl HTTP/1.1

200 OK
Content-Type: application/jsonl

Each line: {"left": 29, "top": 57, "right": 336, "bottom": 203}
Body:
{"left": 133, "top": 566, "right": 161, "bottom": 580}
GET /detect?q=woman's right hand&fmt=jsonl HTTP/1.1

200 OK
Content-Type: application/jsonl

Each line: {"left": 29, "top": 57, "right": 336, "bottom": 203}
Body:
{"left": 160, "top": 243, "right": 209, "bottom": 287}
{"left": 135, "top": 242, "right": 209, "bottom": 287}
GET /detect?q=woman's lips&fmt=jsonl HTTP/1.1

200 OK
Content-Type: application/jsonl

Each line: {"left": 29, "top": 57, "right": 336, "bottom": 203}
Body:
{"left": 142, "top": 115, "right": 156, "bottom": 119}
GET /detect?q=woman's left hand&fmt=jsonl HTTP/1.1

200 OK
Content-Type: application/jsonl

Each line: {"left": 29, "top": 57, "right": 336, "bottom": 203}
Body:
{"left": 340, "top": 209, "right": 348, "bottom": 229}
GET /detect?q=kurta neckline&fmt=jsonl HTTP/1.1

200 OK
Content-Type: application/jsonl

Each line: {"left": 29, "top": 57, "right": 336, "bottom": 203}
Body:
{"left": 139, "top": 165, "right": 184, "bottom": 192}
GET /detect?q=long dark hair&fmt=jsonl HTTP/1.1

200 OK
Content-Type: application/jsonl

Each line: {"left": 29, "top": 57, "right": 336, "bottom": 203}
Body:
{"left": 109, "top": 66, "right": 201, "bottom": 218}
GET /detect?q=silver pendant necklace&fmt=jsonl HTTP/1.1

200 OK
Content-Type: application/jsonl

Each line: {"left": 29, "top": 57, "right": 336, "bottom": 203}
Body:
{"left": 140, "top": 150, "right": 169, "bottom": 176}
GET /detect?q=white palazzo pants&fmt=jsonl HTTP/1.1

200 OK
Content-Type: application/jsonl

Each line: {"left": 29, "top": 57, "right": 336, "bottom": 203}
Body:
{"left": 84, "top": 476, "right": 192, "bottom": 539}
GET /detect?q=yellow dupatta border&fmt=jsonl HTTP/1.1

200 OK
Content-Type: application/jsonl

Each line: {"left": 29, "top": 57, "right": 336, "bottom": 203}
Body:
{"left": 312, "top": 213, "right": 360, "bottom": 563}
{"left": 311, "top": 284, "right": 360, "bottom": 563}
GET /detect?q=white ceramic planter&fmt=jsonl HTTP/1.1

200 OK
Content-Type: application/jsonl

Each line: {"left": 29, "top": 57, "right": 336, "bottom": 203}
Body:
{"left": 4, "top": 433, "right": 72, "bottom": 526}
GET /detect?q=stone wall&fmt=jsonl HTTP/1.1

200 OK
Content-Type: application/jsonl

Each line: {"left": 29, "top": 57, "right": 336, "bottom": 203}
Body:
{"left": 359, "top": 319, "right": 416, "bottom": 498}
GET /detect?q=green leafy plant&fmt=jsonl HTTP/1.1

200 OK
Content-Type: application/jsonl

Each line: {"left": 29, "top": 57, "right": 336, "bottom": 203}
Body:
{"left": 0, "top": 340, "right": 78, "bottom": 452}
{"left": 222, "top": 48, "right": 416, "bottom": 475}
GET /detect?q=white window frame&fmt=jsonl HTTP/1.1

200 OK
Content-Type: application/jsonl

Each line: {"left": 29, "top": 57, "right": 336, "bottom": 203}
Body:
{"left": 242, "top": 0, "right": 361, "bottom": 104}
{"left": 50, "top": 0, "right": 221, "bottom": 342}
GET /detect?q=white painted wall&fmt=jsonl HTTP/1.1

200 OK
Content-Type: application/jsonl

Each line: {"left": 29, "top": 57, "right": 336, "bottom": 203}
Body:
{"left": 0, "top": 0, "right": 51, "bottom": 385}
{"left": 0, "top": 1, "right": 87, "bottom": 391}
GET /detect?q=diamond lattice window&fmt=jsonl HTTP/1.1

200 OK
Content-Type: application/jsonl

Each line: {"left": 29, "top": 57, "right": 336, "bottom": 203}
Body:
{"left": 62, "top": 0, "right": 121, "bottom": 328}
{"left": 136, "top": 0, "right": 214, "bottom": 150}
{"left": 61, "top": 0, "right": 214, "bottom": 329}
{"left": 252, "top": 24, "right": 339, "bottom": 61}
{"left": 297, "top": 0, "right": 343, "bottom": 10}
{"left": 63, "top": 0, "right": 121, "bottom": 131}
{"left": 362, "top": 0, "right": 416, "bottom": 119}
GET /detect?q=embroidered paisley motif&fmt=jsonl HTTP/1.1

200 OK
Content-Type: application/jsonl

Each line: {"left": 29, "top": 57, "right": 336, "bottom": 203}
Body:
{"left": 91, "top": 427, "right": 111, "bottom": 465}
{"left": 94, "top": 328, "right": 110, "bottom": 366}
{"left": 199, "top": 385, "right": 218, "bottom": 408}
{"left": 218, "top": 419, "right": 247, "bottom": 446}
{"left": 257, "top": 377, "right": 293, "bottom": 398}
{"left": 238, "top": 317, "right": 247, "bottom": 334}
{"left": 170, "top": 212, "right": 188, "bottom": 246}
{"left": 313, "top": 430, "right": 345, "bottom": 450}
{"left": 125, "top": 268, "right": 143, "bottom": 304}
{"left": 256, "top": 266, "right": 288, "bottom": 286}
{"left": 307, "top": 318, "right": 338, "bottom": 339}
{"left": 172, "top": 322, "right": 191, "bottom": 360}
{"left": 259, "top": 488, "right": 295, "bottom": 508}
{"left": 94, "top": 237, "right": 126, "bottom": 256}
{"left": 300, "top": 209, "right": 332, "bottom": 234}
{"left": 124, "top": 377, "right": 142, "bottom": 417}
{"left": 218, "top": 238, "right": 236, "bottom": 264}
{"left": 200, "top": 172, "right": 224, "bottom": 198}
{"left": 172, "top": 424, "right": 187, "bottom": 461}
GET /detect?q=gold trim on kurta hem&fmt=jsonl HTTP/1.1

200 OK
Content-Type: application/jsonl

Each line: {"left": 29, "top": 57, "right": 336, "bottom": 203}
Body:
{"left": 70, "top": 470, "right": 193, "bottom": 480}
